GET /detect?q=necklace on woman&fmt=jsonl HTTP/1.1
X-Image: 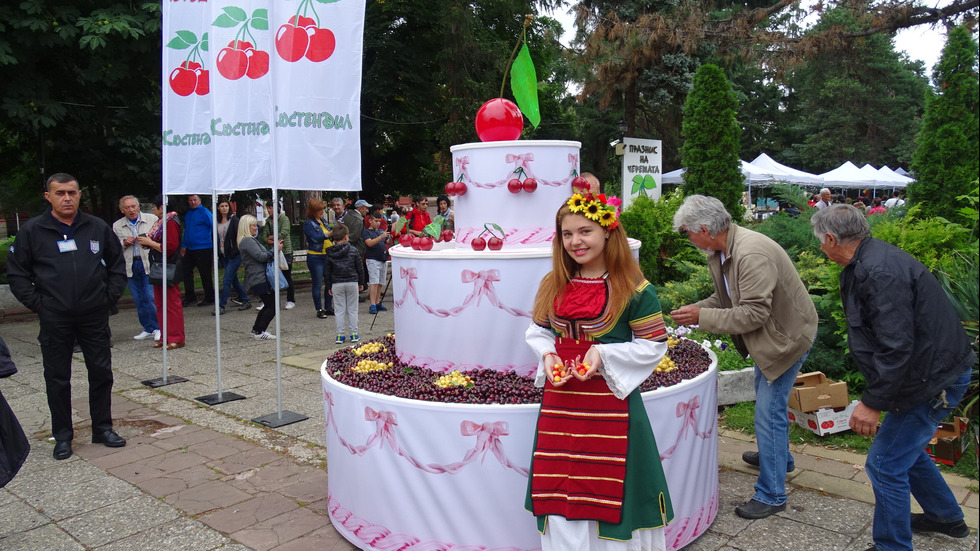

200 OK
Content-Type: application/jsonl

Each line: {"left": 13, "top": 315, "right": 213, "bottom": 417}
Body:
{"left": 577, "top": 269, "right": 608, "bottom": 279}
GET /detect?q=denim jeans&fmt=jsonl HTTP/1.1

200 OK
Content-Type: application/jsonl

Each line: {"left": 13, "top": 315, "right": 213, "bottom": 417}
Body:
{"left": 219, "top": 255, "right": 249, "bottom": 308}
{"left": 867, "top": 368, "right": 971, "bottom": 551}
{"left": 307, "top": 254, "right": 332, "bottom": 311}
{"left": 128, "top": 259, "right": 158, "bottom": 332}
{"left": 752, "top": 347, "right": 809, "bottom": 506}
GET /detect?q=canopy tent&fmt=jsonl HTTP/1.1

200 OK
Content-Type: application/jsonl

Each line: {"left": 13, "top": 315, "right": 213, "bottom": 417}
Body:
{"left": 877, "top": 166, "right": 914, "bottom": 187}
{"left": 749, "top": 153, "right": 823, "bottom": 184}
{"left": 662, "top": 159, "right": 815, "bottom": 186}
{"left": 818, "top": 161, "right": 878, "bottom": 188}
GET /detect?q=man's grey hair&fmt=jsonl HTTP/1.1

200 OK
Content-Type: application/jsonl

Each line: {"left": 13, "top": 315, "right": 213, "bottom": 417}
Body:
{"left": 118, "top": 195, "right": 139, "bottom": 208}
{"left": 820, "top": 188, "right": 831, "bottom": 195}
{"left": 810, "top": 204, "right": 869, "bottom": 244}
{"left": 331, "top": 197, "right": 343, "bottom": 204}
{"left": 672, "top": 194, "right": 732, "bottom": 237}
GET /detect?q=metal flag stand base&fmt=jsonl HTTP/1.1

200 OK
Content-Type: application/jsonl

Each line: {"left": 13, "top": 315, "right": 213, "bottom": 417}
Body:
{"left": 195, "top": 392, "right": 246, "bottom": 406}
{"left": 142, "top": 375, "right": 189, "bottom": 388}
{"left": 251, "top": 410, "right": 308, "bottom": 428}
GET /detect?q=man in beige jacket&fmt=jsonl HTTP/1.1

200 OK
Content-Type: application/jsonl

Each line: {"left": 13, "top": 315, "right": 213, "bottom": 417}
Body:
{"left": 112, "top": 195, "right": 159, "bottom": 342}
{"left": 671, "top": 194, "right": 817, "bottom": 520}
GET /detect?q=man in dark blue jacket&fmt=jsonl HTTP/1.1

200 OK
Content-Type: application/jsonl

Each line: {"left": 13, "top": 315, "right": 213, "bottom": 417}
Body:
{"left": 180, "top": 194, "right": 215, "bottom": 306}
{"left": 811, "top": 204, "right": 974, "bottom": 551}
{"left": 7, "top": 173, "right": 128, "bottom": 460}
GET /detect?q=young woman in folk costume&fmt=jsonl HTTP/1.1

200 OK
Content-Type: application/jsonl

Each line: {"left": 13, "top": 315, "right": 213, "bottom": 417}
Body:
{"left": 525, "top": 192, "right": 674, "bottom": 550}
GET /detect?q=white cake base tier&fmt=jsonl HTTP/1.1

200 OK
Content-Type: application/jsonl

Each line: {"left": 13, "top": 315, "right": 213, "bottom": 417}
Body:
{"left": 321, "top": 351, "right": 718, "bottom": 551}
{"left": 390, "top": 240, "right": 641, "bottom": 375}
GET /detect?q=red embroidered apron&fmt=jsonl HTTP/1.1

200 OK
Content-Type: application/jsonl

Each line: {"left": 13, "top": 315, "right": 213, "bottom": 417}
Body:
{"left": 530, "top": 337, "right": 630, "bottom": 524}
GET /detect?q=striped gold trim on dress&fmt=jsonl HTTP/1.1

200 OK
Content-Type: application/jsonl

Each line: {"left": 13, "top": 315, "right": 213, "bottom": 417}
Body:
{"left": 538, "top": 431, "right": 627, "bottom": 439}
{"left": 540, "top": 408, "right": 628, "bottom": 419}
{"left": 533, "top": 451, "right": 626, "bottom": 463}
{"left": 534, "top": 473, "right": 625, "bottom": 483}
{"left": 531, "top": 493, "right": 623, "bottom": 507}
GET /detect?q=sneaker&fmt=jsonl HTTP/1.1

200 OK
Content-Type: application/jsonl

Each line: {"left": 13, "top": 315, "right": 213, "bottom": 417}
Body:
{"left": 152, "top": 330, "right": 161, "bottom": 342}
{"left": 133, "top": 330, "right": 155, "bottom": 340}
{"left": 230, "top": 297, "right": 245, "bottom": 305}
{"left": 316, "top": 310, "right": 329, "bottom": 319}
{"left": 256, "top": 303, "right": 264, "bottom": 311}
{"left": 325, "top": 308, "right": 335, "bottom": 316}
{"left": 910, "top": 513, "right": 970, "bottom": 538}
{"left": 376, "top": 303, "right": 388, "bottom": 312}
{"left": 238, "top": 301, "right": 252, "bottom": 311}
{"left": 335, "top": 334, "right": 346, "bottom": 344}
{"left": 211, "top": 307, "right": 226, "bottom": 316}
{"left": 369, "top": 305, "right": 378, "bottom": 315}
{"left": 285, "top": 301, "right": 296, "bottom": 310}
{"left": 251, "top": 331, "right": 276, "bottom": 340}
{"left": 350, "top": 333, "right": 359, "bottom": 343}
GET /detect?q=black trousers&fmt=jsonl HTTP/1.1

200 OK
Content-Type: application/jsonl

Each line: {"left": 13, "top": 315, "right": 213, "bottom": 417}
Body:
{"left": 182, "top": 247, "right": 215, "bottom": 302}
{"left": 37, "top": 312, "right": 115, "bottom": 442}
{"left": 252, "top": 285, "right": 277, "bottom": 333}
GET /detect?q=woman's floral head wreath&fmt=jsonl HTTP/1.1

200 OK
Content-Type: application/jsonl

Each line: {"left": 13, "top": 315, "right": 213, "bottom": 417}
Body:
{"left": 567, "top": 193, "right": 623, "bottom": 230}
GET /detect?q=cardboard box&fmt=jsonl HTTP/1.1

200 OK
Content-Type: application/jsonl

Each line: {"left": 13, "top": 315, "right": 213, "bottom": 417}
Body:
{"left": 925, "top": 417, "right": 970, "bottom": 466}
{"left": 788, "top": 400, "right": 859, "bottom": 436}
{"left": 788, "top": 371, "right": 849, "bottom": 412}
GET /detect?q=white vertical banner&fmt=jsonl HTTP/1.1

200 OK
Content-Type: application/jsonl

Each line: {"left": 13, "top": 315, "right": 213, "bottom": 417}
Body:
{"left": 208, "top": 1, "right": 275, "bottom": 193}
{"left": 163, "top": 2, "right": 214, "bottom": 195}
{"left": 162, "top": 0, "right": 365, "bottom": 195}
{"left": 620, "top": 137, "right": 663, "bottom": 211}
{"left": 271, "top": 0, "right": 364, "bottom": 191}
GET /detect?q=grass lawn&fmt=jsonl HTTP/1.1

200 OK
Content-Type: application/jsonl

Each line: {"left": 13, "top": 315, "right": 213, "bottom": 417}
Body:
{"left": 720, "top": 401, "right": 978, "bottom": 482}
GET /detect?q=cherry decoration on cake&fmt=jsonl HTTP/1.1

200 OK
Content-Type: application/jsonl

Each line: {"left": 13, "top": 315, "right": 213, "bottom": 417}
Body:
{"left": 474, "top": 15, "right": 540, "bottom": 142}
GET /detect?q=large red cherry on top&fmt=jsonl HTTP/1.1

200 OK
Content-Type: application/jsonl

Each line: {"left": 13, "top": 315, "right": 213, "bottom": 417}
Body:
{"left": 216, "top": 40, "right": 251, "bottom": 80}
{"left": 475, "top": 98, "right": 523, "bottom": 142}
{"left": 276, "top": 15, "right": 335, "bottom": 63}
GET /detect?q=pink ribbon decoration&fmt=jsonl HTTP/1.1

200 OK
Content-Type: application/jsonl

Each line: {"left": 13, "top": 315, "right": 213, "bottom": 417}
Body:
{"left": 660, "top": 396, "right": 715, "bottom": 460}
{"left": 504, "top": 152, "right": 534, "bottom": 167}
{"left": 396, "top": 266, "right": 531, "bottom": 319}
{"left": 568, "top": 153, "right": 579, "bottom": 165}
{"left": 364, "top": 407, "right": 399, "bottom": 452}
{"left": 454, "top": 156, "right": 469, "bottom": 180}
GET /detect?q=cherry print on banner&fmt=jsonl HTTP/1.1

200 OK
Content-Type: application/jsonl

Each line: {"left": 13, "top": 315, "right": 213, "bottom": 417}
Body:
{"left": 276, "top": 0, "right": 338, "bottom": 63}
{"left": 212, "top": 7, "right": 271, "bottom": 80}
{"left": 165, "top": 30, "right": 210, "bottom": 96}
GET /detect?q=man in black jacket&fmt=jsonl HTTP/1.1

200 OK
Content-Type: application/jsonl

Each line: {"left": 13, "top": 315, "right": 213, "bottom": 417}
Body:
{"left": 811, "top": 204, "right": 974, "bottom": 550}
{"left": 7, "top": 173, "right": 128, "bottom": 460}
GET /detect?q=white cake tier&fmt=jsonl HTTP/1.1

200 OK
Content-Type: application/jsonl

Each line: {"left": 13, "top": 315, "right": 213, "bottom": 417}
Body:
{"left": 450, "top": 140, "right": 581, "bottom": 249}
{"left": 390, "top": 239, "right": 641, "bottom": 375}
{"left": 321, "top": 350, "right": 719, "bottom": 550}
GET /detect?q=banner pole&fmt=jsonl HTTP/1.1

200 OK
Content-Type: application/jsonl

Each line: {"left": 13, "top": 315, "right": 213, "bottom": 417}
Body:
{"left": 143, "top": 193, "right": 188, "bottom": 388}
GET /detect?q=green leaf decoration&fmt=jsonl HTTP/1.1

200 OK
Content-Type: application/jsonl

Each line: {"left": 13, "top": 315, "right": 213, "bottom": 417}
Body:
{"left": 201, "top": 32, "right": 209, "bottom": 51}
{"left": 392, "top": 218, "right": 407, "bottom": 234}
{"left": 252, "top": 8, "right": 269, "bottom": 19}
{"left": 423, "top": 215, "right": 445, "bottom": 238}
{"left": 251, "top": 17, "right": 269, "bottom": 31}
{"left": 510, "top": 43, "right": 540, "bottom": 128}
{"left": 166, "top": 35, "right": 193, "bottom": 50}
{"left": 223, "top": 6, "right": 248, "bottom": 22}
{"left": 176, "top": 30, "right": 198, "bottom": 44}
{"left": 484, "top": 222, "right": 505, "bottom": 239}
{"left": 212, "top": 14, "right": 239, "bottom": 28}
{"left": 630, "top": 174, "right": 658, "bottom": 196}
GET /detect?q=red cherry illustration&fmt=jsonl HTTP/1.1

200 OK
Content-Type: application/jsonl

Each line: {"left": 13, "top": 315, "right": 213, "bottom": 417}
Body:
{"left": 194, "top": 69, "right": 210, "bottom": 95}
{"left": 398, "top": 234, "right": 413, "bottom": 248}
{"left": 419, "top": 236, "right": 434, "bottom": 251}
{"left": 276, "top": 22, "right": 310, "bottom": 62}
{"left": 216, "top": 47, "right": 248, "bottom": 80}
{"left": 445, "top": 182, "right": 457, "bottom": 196}
{"left": 246, "top": 49, "right": 270, "bottom": 79}
{"left": 487, "top": 236, "right": 503, "bottom": 250}
{"left": 475, "top": 98, "right": 523, "bottom": 142}
{"left": 470, "top": 237, "right": 486, "bottom": 251}
{"left": 507, "top": 179, "right": 523, "bottom": 194}
{"left": 571, "top": 176, "right": 589, "bottom": 191}
{"left": 411, "top": 236, "right": 422, "bottom": 250}
{"left": 305, "top": 27, "right": 336, "bottom": 62}
{"left": 455, "top": 182, "right": 467, "bottom": 196}
{"left": 522, "top": 178, "right": 537, "bottom": 193}
{"left": 290, "top": 15, "right": 316, "bottom": 27}
{"left": 169, "top": 66, "right": 197, "bottom": 96}
{"left": 440, "top": 230, "right": 453, "bottom": 242}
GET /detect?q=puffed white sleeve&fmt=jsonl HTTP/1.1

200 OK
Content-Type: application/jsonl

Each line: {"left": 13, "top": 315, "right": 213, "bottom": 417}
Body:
{"left": 596, "top": 338, "right": 668, "bottom": 399}
{"left": 525, "top": 322, "right": 556, "bottom": 388}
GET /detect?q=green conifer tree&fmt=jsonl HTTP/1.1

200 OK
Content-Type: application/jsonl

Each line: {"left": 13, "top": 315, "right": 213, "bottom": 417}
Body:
{"left": 908, "top": 25, "right": 980, "bottom": 219}
{"left": 680, "top": 64, "right": 744, "bottom": 220}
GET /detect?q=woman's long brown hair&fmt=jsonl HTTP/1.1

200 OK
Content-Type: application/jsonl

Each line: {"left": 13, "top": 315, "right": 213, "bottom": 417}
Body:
{"left": 531, "top": 203, "right": 644, "bottom": 325}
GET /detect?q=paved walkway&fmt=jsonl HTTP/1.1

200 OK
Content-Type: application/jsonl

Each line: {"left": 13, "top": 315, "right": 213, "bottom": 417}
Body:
{"left": 0, "top": 290, "right": 976, "bottom": 550}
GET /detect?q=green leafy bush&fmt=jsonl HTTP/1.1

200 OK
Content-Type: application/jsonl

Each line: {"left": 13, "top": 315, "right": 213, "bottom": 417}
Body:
{"left": 621, "top": 191, "right": 702, "bottom": 286}
{"left": 654, "top": 260, "right": 713, "bottom": 313}
{"left": 0, "top": 236, "right": 13, "bottom": 284}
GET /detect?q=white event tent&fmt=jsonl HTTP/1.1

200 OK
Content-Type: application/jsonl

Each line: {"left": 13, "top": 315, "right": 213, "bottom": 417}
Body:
{"left": 749, "top": 153, "right": 823, "bottom": 184}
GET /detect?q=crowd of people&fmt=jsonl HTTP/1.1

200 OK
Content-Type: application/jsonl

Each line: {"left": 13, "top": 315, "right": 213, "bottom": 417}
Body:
{"left": 808, "top": 188, "right": 906, "bottom": 214}
{"left": 4, "top": 174, "right": 972, "bottom": 551}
